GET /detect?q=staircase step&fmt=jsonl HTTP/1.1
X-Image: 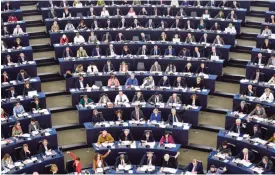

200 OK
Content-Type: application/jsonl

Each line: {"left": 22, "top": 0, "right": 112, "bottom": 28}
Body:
{"left": 248, "top": 11, "right": 266, "bottom": 18}
{"left": 28, "top": 31, "right": 48, "bottom": 38}
{"left": 36, "top": 57, "right": 58, "bottom": 67}
{"left": 25, "top": 20, "right": 44, "bottom": 27}
{"left": 38, "top": 72, "right": 62, "bottom": 82}
{"left": 239, "top": 32, "right": 258, "bottom": 41}
{"left": 20, "top": 1, "right": 38, "bottom": 6}
{"left": 223, "top": 73, "right": 245, "bottom": 82}
{"left": 22, "top": 10, "right": 40, "bottom": 16}
{"left": 251, "top": 1, "right": 270, "bottom": 7}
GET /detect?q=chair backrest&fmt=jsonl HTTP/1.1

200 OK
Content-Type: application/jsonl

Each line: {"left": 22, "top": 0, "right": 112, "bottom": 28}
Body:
{"left": 14, "top": 146, "right": 22, "bottom": 161}
{"left": 37, "top": 140, "right": 43, "bottom": 153}
{"left": 191, "top": 11, "right": 197, "bottom": 17}
{"left": 132, "top": 36, "right": 139, "bottom": 41}
{"left": 44, "top": 164, "right": 52, "bottom": 174}
{"left": 95, "top": 81, "right": 103, "bottom": 87}
{"left": 137, "top": 62, "right": 145, "bottom": 71}
{"left": 66, "top": 160, "right": 75, "bottom": 173}
{"left": 9, "top": 125, "right": 14, "bottom": 137}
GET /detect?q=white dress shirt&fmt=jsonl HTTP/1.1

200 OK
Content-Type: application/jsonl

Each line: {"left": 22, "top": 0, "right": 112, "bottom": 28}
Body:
{"left": 101, "top": 10, "right": 110, "bottom": 17}
{"left": 74, "top": 35, "right": 85, "bottom": 44}
{"left": 225, "top": 26, "right": 236, "bottom": 34}
{"left": 13, "top": 28, "right": 24, "bottom": 35}
{"left": 260, "top": 92, "right": 274, "bottom": 102}
{"left": 115, "top": 94, "right": 129, "bottom": 103}
{"left": 87, "top": 65, "right": 98, "bottom": 73}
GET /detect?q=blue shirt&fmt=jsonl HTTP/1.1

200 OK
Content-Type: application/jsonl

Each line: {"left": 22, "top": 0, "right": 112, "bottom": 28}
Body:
{"left": 149, "top": 113, "right": 161, "bottom": 122}
{"left": 125, "top": 78, "right": 138, "bottom": 86}
{"left": 13, "top": 105, "right": 25, "bottom": 116}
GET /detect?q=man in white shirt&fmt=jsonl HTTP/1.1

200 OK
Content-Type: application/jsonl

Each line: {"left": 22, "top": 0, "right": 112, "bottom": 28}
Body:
{"left": 74, "top": 32, "right": 85, "bottom": 44}
{"left": 65, "top": 21, "right": 75, "bottom": 31}
{"left": 100, "top": 7, "right": 110, "bottom": 17}
{"left": 260, "top": 88, "right": 274, "bottom": 102}
{"left": 225, "top": 23, "right": 236, "bottom": 34}
{"left": 115, "top": 91, "right": 129, "bottom": 103}
{"left": 13, "top": 25, "right": 24, "bottom": 35}
{"left": 262, "top": 26, "right": 272, "bottom": 36}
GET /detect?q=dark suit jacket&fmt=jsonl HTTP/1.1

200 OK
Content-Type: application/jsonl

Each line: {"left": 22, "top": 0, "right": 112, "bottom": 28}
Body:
{"left": 48, "top": 11, "right": 57, "bottom": 18}
{"left": 115, "top": 155, "right": 131, "bottom": 168}
{"left": 230, "top": 123, "right": 246, "bottom": 134}
{"left": 119, "top": 133, "right": 134, "bottom": 141}
{"left": 167, "top": 114, "right": 182, "bottom": 123}
{"left": 141, "top": 134, "right": 155, "bottom": 142}
{"left": 17, "top": 73, "right": 30, "bottom": 81}
{"left": 250, "top": 129, "right": 262, "bottom": 139}
{"left": 256, "top": 160, "right": 274, "bottom": 172}
{"left": 193, "top": 81, "right": 205, "bottom": 90}
{"left": 250, "top": 72, "right": 264, "bottom": 82}
{"left": 234, "top": 105, "right": 249, "bottom": 114}
{"left": 199, "top": 36, "right": 210, "bottom": 43}
{"left": 253, "top": 56, "right": 267, "bottom": 65}
{"left": 193, "top": 51, "right": 204, "bottom": 58}
{"left": 102, "top": 63, "right": 115, "bottom": 72}
{"left": 164, "top": 49, "right": 176, "bottom": 56}
{"left": 39, "top": 144, "right": 52, "bottom": 153}
{"left": 242, "top": 88, "right": 256, "bottom": 96}
{"left": 173, "top": 79, "right": 186, "bottom": 87}
{"left": 23, "top": 86, "right": 34, "bottom": 96}
{"left": 188, "top": 98, "right": 201, "bottom": 106}
{"left": 150, "top": 48, "right": 161, "bottom": 56}
{"left": 139, "top": 155, "right": 156, "bottom": 166}
{"left": 262, "top": 42, "right": 272, "bottom": 50}
{"left": 92, "top": 48, "right": 102, "bottom": 57}
{"left": 18, "top": 56, "right": 28, "bottom": 64}
{"left": 184, "top": 23, "right": 194, "bottom": 29}
{"left": 20, "top": 149, "right": 31, "bottom": 160}
{"left": 118, "top": 21, "right": 128, "bottom": 28}
{"left": 137, "top": 48, "right": 148, "bottom": 55}
{"left": 145, "top": 22, "right": 155, "bottom": 28}
{"left": 196, "top": 67, "right": 208, "bottom": 74}
{"left": 62, "top": 50, "right": 73, "bottom": 58}
{"left": 7, "top": 90, "right": 17, "bottom": 98}
{"left": 208, "top": 50, "right": 222, "bottom": 59}
{"left": 171, "top": 22, "right": 183, "bottom": 28}
{"left": 178, "top": 50, "right": 191, "bottom": 57}
{"left": 148, "top": 94, "right": 163, "bottom": 104}
{"left": 158, "top": 78, "right": 170, "bottom": 86}
{"left": 132, "top": 95, "right": 145, "bottom": 102}
{"left": 102, "top": 34, "right": 112, "bottom": 42}
{"left": 115, "top": 35, "right": 126, "bottom": 42}
{"left": 131, "top": 110, "right": 144, "bottom": 121}
{"left": 106, "top": 48, "right": 116, "bottom": 56}
{"left": 162, "top": 157, "right": 177, "bottom": 169}
{"left": 184, "top": 162, "right": 204, "bottom": 174}
{"left": 28, "top": 122, "right": 41, "bottom": 133}
{"left": 236, "top": 151, "right": 255, "bottom": 162}
{"left": 211, "top": 25, "right": 221, "bottom": 31}
{"left": 75, "top": 80, "right": 88, "bottom": 89}
{"left": 31, "top": 102, "right": 41, "bottom": 110}
{"left": 91, "top": 22, "right": 101, "bottom": 29}
{"left": 92, "top": 113, "right": 105, "bottom": 123}
{"left": 121, "top": 49, "right": 132, "bottom": 56}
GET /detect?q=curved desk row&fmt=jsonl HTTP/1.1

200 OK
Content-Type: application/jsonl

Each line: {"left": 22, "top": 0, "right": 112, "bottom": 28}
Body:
{"left": 84, "top": 121, "right": 191, "bottom": 146}
{"left": 1, "top": 34, "right": 29, "bottom": 48}
{"left": 2, "top": 21, "right": 26, "bottom": 33}
{"left": 246, "top": 62, "right": 275, "bottom": 82}
{"left": 1, "top": 9, "right": 23, "bottom": 21}
{"left": 1, "top": 61, "right": 37, "bottom": 80}
{"left": 1, "top": 46, "right": 33, "bottom": 63}
{"left": 239, "top": 80, "right": 275, "bottom": 97}
{"left": 77, "top": 102, "right": 201, "bottom": 125}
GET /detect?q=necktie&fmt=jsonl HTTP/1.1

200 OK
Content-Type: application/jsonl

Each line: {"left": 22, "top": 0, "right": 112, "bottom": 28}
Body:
{"left": 173, "top": 115, "right": 178, "bottom": 122}
{"left": 121, "top": 160, "right": 125, "bottom": 165}
{"left": 120, "top": 96, "right": 122, "bottom": 102}
{"left": 155, "top": 96, "right": 158, "bottom": 103}
{"left": 244, "top": 154, "right": 247, "bottom": 161}
{"left": 17, "top": 28, "right": 19, "bottom": 34}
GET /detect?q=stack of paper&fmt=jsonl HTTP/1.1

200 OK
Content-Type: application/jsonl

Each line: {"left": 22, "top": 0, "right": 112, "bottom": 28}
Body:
{"left": 250, "top": 167, "right": 264, "bottom": 174}
{"left": 164, "top": 143, "right": 176, "bottom": 148}
{"left": 162, "top": 167, "right": 177, "bottom": 174}
{"left": 118, "top": 164, "right": 131, "bottom": 171}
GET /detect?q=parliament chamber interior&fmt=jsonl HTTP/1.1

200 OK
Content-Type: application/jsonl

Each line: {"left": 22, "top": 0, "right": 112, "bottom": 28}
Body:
{"left": 1, "top": 0, "right": 275, "bottom": 174}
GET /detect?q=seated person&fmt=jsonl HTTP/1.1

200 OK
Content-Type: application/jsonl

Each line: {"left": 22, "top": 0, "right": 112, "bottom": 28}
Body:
{"left": 225, "top": 23, "right": 237, "bottom": 34}
{"left": 217, "top": 141, "right": 232, "bottom": 156}
{"left": 215, "top": 11, "right": 225, "bottom": 19}
{"left": 98, "top": 94, "right": 111, "bottom": 104}
{"left": 167, "top": 108, "right": 182, "bottom": 124}
{"left": 114, "top": 91, "right": 129, "bottom": 103}
{"left": 137, "top": 45, "right": 148, "bottom": 55}
{"left": 87, "top": 7, "right": 96, "bottom": 17}
{"left": 13, "top": 102, "right": 25, "bottom": 117}
{"left": 119, "top": 129, "right": 134, "bottom": 142}
{"left": 62, "top": 47, "right": 73, "bottom": 58}
{"left": 39, "top": 139, "right": 52, "bottom": 154}
{"left": 213, "top": 35, "right": 225, "bottom": 45}
{"left": 158, "top": 76, "right": 171, "bottom": 86}
{"left": 150, "top": 61, "right": 162, "bottom": 72}
{"left": 125, "top": 74, "right": 139, "bottom": 86}
{"left": 242, "top": 84, "right": 256, "bottom": 96}
{"left": 4, "top": 55, "right": 13, "bottom": 65}
{"left": 88, "top": 32, "right": 98, "bottom": 43}
{"left": 262, "top": 25, "right": 272, "bottom": 36}
{"left": 116, "top": 33, "right": 126, "bottom": 42}
{"left": 148, "top": 93, "right": 163, "bottom": 104}
{"left": 108, "top": 74, "right": 120, "bottom": 87}
{"left": 75, "top": 76, "right": 88, "bottom": 89}
{"left": 17, "top": 69, "right": 30, "bottom": 81}
{"left": 87, "top": 63, "right": 99, "bottom": 73}
{"left": 268, "top": 74, "right": 275, "bottom": 84}
{"left": 266, "top": 133, "right": 275, "bottom": 144}
{"left": 1, "top": 154, "right": 14, "bottom": 169}
{"left": 226, "top": 10, "right": 237, "bottom": 20}
{"left": 119, "top": 61, "right": 129, "bottom": 72}
{"left": 65, "top": 21, "right": 75, "bottom": 31}
{"left": 196, "top": 63, "right": 208, "bottom": 74}
{"left": 178, "top": 48, "right": 191, "bottom": 57}
{"left": 149, "top": 108, "right": 161, "bottom": 122}
{"left": 267, "top": 55, "right": 275, "bottom": 66}
{"left": 7, "top": 87, "right": 17, "bottom": 98}
{"left": 12, "top": 121, "right": 23, "bottom": 137}
{"left": 167, "top": 93, "right": 182, "bottom": 104}
{"left": 51, "top": 21, "right": 59, "bottom": 32}
{"left": 200, "top": 33, "right": 209, "bottom": 44}
{"left": 171, "top": 18, "right": 182, "bottom": 29}
{"left": 79, "top": 95, "right": 93, "bottom": 107}
{"left": 104, "top": 19, "right": 113, "bottom": 29}
{"left": 197, "top": 19, "right": 206, "bottom": 30}
{"left": 140, "top": 33, "right": 150, "bottom": 42}
{"left": 102, "top": 32, "right": 112, "bottom": 43}
{"left": 13, "top": 25, "right": 24, "bottom": 35}
{"left": 141, "top": 131, "right": 155, "bottom": 142}
{"left": 2, "top": 26, "right": 10, "bottom": 35}
{"left": 74, "top": 32, "right": 85, "bottom": 44}
{"left": 172, "top": 34, "right": 181, "bottom": 43}
{"left": 106, "top": 44, "right": 117, "bottom": 57}
{"left": 150, "top": 45, "right": 161, "bottom": 56}
{"left": 18, "top": 53, "right": 28, "bottom": 64}
{"left": 176, "top": 8, "right": 187, "bottom": 17}
{"left": 60, "top": 34, "right": 69, "bottom": 45}
{"left": 63, "top": 7, "right": 71, "bottom": 18}
{"left": 97, "top": 130, "right": 114, "bottom": 145}
{"left": 234, "top": 101, "right": 249, "bottom": 114}
{"left": 131, "top": 19, "right": 142, "bottom": 28}
{"left": 235, "top": 148, "right": 255, "bottom": 162}
{"left": 250, "top": 69, "right": 263, "bottom": 82}
{"left": 121, "top": 45, "right": 131, "bottom": 56}
{"left": 20, "top": 144, "right": 32, "bottom": 160}
{"left": 260, "top": 88, "right": 274, "bottom": 102}
{"left": 92, "top": 109, "right": 105, "bottom": 123}
{"left": 115, "top": 154, "right": 131, "bottom": 170}
{"left": 28, "top": 118, "right": 41, "bottom": 133}
{"left": 163, "top": 6, "right": 173, "bottom": 16}
{"left": 127, "top": 7, "right": 136, "bottom": 17}
{"left": 253, "top": 53, "right": 266, "bottom": 65}
{"left": 132, "top": 91, "right": 145, "bottom": 102}
{"left": 189, "top": 94, "right": 200, "bottom": 106}
{"left": 183, "top": 62, "right": 193, "bottom": 73}
{"left": 202, "top": 9, "right": 211, "bottom": 18}
{"left": 262, "top": 39, "right": 272, "bottom": 50}
{"left": 91, "top": 20, "right": 100, "bottom": 29}
{"left": 159, "top": 131, "right": 175, "bottom": 145}
{"left": 173, "top": 77, "right": 186, "bottom": 88}
{"left": 100, "top": 7, "right": 110, "bottom": 17}
{"left": 164, "top": 45, "right": 176, "bottom": 56}
{"left": 14, "top": 38, "right": 22, "bottom": 49}
{"left": 208, "top": 46, "right": 222, "bottom": 59}
{"left": 131, "top": 106, "right": 144, "bottom": 121}
{"left": 210, "top": 22, "right": 221, "bottom": 31}
{"left": 77, "top": 47, "right": 88, "bottom": 57}
{"left": 152, "top": 7, "right": 160, "bottom": 16}
{"left": 256, "top": 156, "right": 274, "bottom": 173}
{"left": 207, "top": 165, "right": 227, "bottom": 175}
{"left": 231, "top": 0, "right": 240, "bottom": 8}
{"left": 184, "top": 20, "right": 194, "bottom": 30}
{"left": 113, "top": 109, "right": 123, "bottom": 122}
{"left": 118, "top": 17, "right": 128, "bottom": 28}
{"left": 32, "top": 98, "right": 41, "bottom": 111}
{"left": 183, "top": 159, "right": 204, "bottom": 174}
{"left": 145, "top": 19, "right": 155, "bottom": 28}
{"left": 139, "top": 7, "right": 148, "bottom": 16}
{"left": 185, "top": 33, "right": 196, "bottom": 43}
{"left": 141, "top": 76, "right": 155, "bottom": 88}
{"left": 138, "top": 152, "right": 156, "bottom": 168}
{"left": 248, "top": 104, "right": 267, "bottom": 118}
{"left": 103, "top": 60, "right": 115, "bottom": 72}
{"left": 75, "top": 64, "right": 84, "bottom": 73}
{"left": 249, "top": 124, "right": 262, "bottom": 139}
{"left": 159, "top": 32, "right": 167, "bottom": 42}
{"left": 160, "top": 153, "right": 180, "bottom": 171}
{"left": 2, "top": 71, "right": 10, "bottom": 83}
{"left": 230, "top": 118, "right": 246, "bottom": 134}
{"left": 1, "top": 108, "right": 9, "bottom": 119}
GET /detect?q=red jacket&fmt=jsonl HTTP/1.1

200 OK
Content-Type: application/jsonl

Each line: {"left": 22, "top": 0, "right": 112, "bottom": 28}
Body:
{"left": 60, "top": 37, "right": 69, "bottom": 45}
{"left": 8, "top": 16, "right": 18, "bottom": 22}
{"left": 69, "top": 152, "right": 82, "bottom": 174}
{"left": 159, "top": 135, "right": 175, "bottom": 145}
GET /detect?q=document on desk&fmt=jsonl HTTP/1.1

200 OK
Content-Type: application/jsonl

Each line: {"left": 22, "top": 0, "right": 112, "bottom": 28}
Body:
{"left": 145, "top": 142, "right": 155, "bottom": 148}
{"left": 227, "top": 132, "right": 240, "bottom": 137}
{"left": 250, "top": 167, "right": 264, "bottom": 174}
{"left": 140, "top": 165, "right": 155, "bottom": 172}
{"left": 101, "top": 142, "right": 114, "bottom": 148}
{"left": 162, "top": 167, "right": 177, "bottom": 174}
{"left": 22, "top": 133, "right": 31, "bottom": 138}
{"left": 118, "top": 164, "right": 131, "bottom": 171}
{"left": 164, "top": 143, "right": 176, "bottom": 148}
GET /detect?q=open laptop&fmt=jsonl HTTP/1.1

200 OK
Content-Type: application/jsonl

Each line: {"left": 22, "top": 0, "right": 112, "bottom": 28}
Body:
{"left": 28, "top": 90, "right": 38, "bottom": 97}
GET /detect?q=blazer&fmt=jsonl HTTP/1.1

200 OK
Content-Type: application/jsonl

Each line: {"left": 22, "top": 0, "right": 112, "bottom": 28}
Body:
{"left": 171, "top": 22, "right": 183, "bottom": 28}
{"left": 167, "top": 114, "right": 182, "bottom": 123}
{"left": 137, "top": 48, "right": 148, "bottom": 55}
{"left": 77, "top": 50, "right": 88, "bottom": 57}
{"left": 256, "top": 160, "right": 274, "bottom": 172}
{"left": 39, "top": 144, "right": 52, "bottom": 153}
{"left": 208, "top": 51, "right": 222, "bottom": 59}
{"left": 23, "top": 86, "right": 34, "bottom": 96}
{"left": 119, "top": 133, "right": 134, "bottom": 141}
{"left": 159, "top": 135, "right": 175, "bottom": 145}
{"left": 250, "top": 72, "right": 264, "bottom": 82}
{"left": 102, "top": 34, "right": 112, "bottom": 42}
{"left": 92, "top": 113, "right": 105, "bottom": 123}
{"left": 145, "top": 22, "right": 155, "bottom": 28}
{"left": 60, "top": 37, "right": 69, "bottom": 45}
{"left": 149, "top": 113, "right": 161, "bottom": 122}
{"left": 18, "top": 56, "right": 28, "bottom": 63}
{"left": 150, "top": 64, "right": 162, "bottom": 72}
{"left": 230, "top": 123, "right": 246, "bottom": 134}
{"left": 125, "top": 78, "right": 138, "bottom": 86}
{"left": 121, "top": 49, "right": 132, "bottom": 56}
{"left": 115, "top": 35, "right": 126, "bottom": 42}
{"left": 114, "top": 155, "right": 130, "bottom": 168}
{"left": 236, "top": 151, "right": 255, "bottom": 162}
{"left": 118, "top": 21, "right": 128, "bottom": 28}
{"left": 189, "top": 98, "right": 201, "bottom": 106}
{"left": 48, "top": 11, "right": 57, "bottom": 18}
{"left": 184, "top": 162, "right": 204, "bottom": 174}
{"left": 178, "top": 50, "right": 191, "bottom": 57}
{"left": 92, "top": 48, "right": 102, "bottom": 57}
{"left": 28, "top": 121, "right": 41, "bottom": 133}
{"left": 193, "top": 81, "right": 205, "bottom": 90}
{"left": 242, "top": 88, "right": 256, "bottom": 96}
{"left": 226, "top": 13, "right": 237, "bottom": 20}
{"left": 213, "top": 38, "right": 225, "bottom": 45}
{"left": 158, "top": 78, "right": 170, "bottom": 86}
{"left": 141, "top": 134, "right": 155, "bottom": 142}
{"left": 184, "top": 23, "right": 194, "bottom": 29}
{"left": 150, "top": 48, "right": 161, "bottom": 56}
{"left": 139, "top": 155, "right": 156, "bottom": 166}
{"left": 148, "top": 94, "right": 163, "bottom": 104}
{"left": 17, "top": 73, "right": 30, "bottom": 81}
{"left": 234, "top": 105, "right": 249, "bottom": 114}
{"left": 250, "top": 129, "right": 262, "bottom": 139}
{"left": 167, "top": 96, "right": 182, "bottom": 104}
{"left": 193, "top": 51, "right": 204, "bottom": 58}
{"left": 7, "top": 90, "right": 17, "bottom": 98}
{"left": 62, "top": 50, "right": 73, "bottom": 58}
{"left": 106, "top": 48, "right": 116, "bottom": 56}
{"left": 196, "top": 67, "right": 208, "bottom": 74}
{"left": 185, "top": 36, "right": 196, "bottom": 43}
{"left": 31, "top": 102, "right": 41, "bottom": 110}
{"left": 75, "top": 80, "right": 88, "bottom": 89}
{"left": 253, "top": 56, "right": 266, "bottom": 65}
{"left": 131, "top": 110, "right": 144, "bottom": 121}
{"left": 102, "top": 63, "right": 115, "bottom": 72}
{"left": 164, "top": 49, "right": 176, "bottom": 56}
{"left": 249, "top": 108, "right": 267, "bottom": 118}
{"left": 132, "top": 95, "right": 145, "bottom": 102}
{"left": 210, "top": 25, "right": 221, "bottom": 31}
{"left": 173, "top": 79, "right": 186, "bottom": 87}
{"left": 69, "top": 152, "right": 82, "bottom": 174}
{"left": 161, "top": 157, "right": 177, "bottom": 169}
{"left": 20, "top": 150, "right": 31, "bottom": 160}
{"left": 262, "top": 42, "right": 272, "bottom": 50}
{"left": 79, "top": 98, "right": 93, "bottom": 106}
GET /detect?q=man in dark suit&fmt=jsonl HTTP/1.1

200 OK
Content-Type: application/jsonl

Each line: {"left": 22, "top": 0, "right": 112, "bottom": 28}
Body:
{"left": 102, "top": 60, "right": 115, "bottom": 72}
{"left": 210, "top": 22, "right": 221, "bottom": 31}
{"left": 230, "top": 118, "right": 246, "bottom": 134}
{"left": 115, "top": 154, "right": 131, "bottom": 169}
{"left": 193, "top": 47, "right": 203, "bottom": 58}
{"left": 148, "top": 93, "right": 163, "bottom": 104}
{"left": 119, "top": 129, "right": 134, "bottom": 142}
{"left": 183, "top": 159, "right": 204, "bottom": 174}
{"left": 234, "top": 101, "right": 249, "bottom": 114}
{"left": 242, "top": 85, "right": 256, "bottom": 97}
{"left": 235, "top": 148, "right": 255, "bottom": 162}
{"left": 91, "top": 20, "right": 101, "bottom": 29}
{"left": 173, "top": 77, "right": 186, "bottom": 88}
{"left": 28, "top": 118, "right": 41, "bottom": 133}
{"left": 39, "top": 139, "right": 52, "bottom": 153}
{"left": 196, "top": 63, "right": 208, "bottom": 74}
{"left": 178, "top": 48, "right": 191, "bottom": 57}
{"left": 20, "top": 144, "right": 32, "bottom": 160}
{"left": 199, "top": 33, "right": 209, "bottom": 43}
{"left": 62, "top": 47, "right": 73, "bottom": 58}
{"left": 137, "top": 45, "right": 148, "bottom": 55}
{"left": 92, "top": 45, "right": 102, "bottom": 57}
{"left": 106, "top": 44, "right": 117, "bottom": 56}
{"left": 7, "top": 87, "right": 17, "bottom": 98}
{"left": 171, "top": 18, "right": 183, "bottom": 29}
{"left": 75, "top": 76, "right": 88, "bottom": 89}
{"left": 167, "top": 108, "right": 182, "bottom": 124}
{"left": 150, "top": 45, "right": 161, "bottom": 56}
{"left": 91, "top": 109, "right": 105, "bottom": 123}
{"left": 18, "top": 53, "right": 28, "bottom": 64}
{"left": 256, "top": 156, "right": 274, "bottom": 173}
{"left": 167, "top": 93, "right": 182, "bottom": 104}
{"left": 138, "top": 152, "right": 156, "bottom": 167}
{"left": 17, "top": 70, "right": 30, "bottom": 82}
{"left": 160, "top": 153, "right": 180, "bottom": 171}
{"left": 118, "top": 17, "right": 128, "bottom": 28}
{"left": 253, "top": 53, "right": 266, "bottom": 65}
{"left": 164, "top": 45, "right": 176, "bottom": 56}
{"left": 131, "top": 106, "right": 144, "bottom": 121}
{"left": 208, "top": 46, "right": 222, "bottom": 59}
{"left": 158, "top": 76, "right": 170, "bottom": 86}
{"left": 101, "top": 32, "right": 112, "bottom": 43}
{"left": 145, "top": 19, "right": 155, "bottom": 28}
{"left": 250, "top": 124, "right": 262, "bottom": 139}
{"left": 141, "top": 131, "right": 155, "bottom": 142}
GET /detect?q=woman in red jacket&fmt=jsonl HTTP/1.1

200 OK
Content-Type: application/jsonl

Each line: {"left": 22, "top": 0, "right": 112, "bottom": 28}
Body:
{"left": 60, "top": 34, "right": 69, "bottom": 45}
{"left": 159, "top": 131, "right": 175, "bottom": 145}
{"left": 67, "top": 151, "right": 82, "bottom": 174}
